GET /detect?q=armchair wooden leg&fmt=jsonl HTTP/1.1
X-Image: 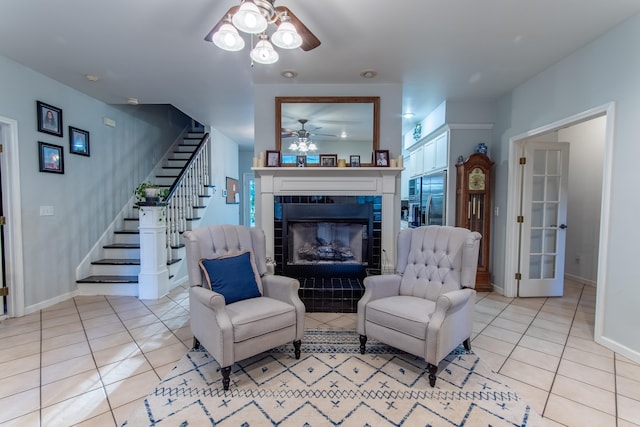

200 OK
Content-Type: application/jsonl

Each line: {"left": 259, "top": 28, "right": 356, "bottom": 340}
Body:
{"left": 463, "top": 338, "right": 471, "bottom": 351}
{"left": 359, "top": 335, "right": 367, "bottom": 355}
{"left": 427, "top": 363, "right": 438, "bottom": 387}
{"left": 293, "top": 340, "right": 302, "bottom": 359}
{"left": 221, "top": 366, "right": 231, "bottom": 391}
{"left": 193, "top": 337, "right": 200, "bottom": 349}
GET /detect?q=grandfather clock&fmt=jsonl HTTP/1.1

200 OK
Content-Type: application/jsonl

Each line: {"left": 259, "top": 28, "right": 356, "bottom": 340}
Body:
{"left": 456, "top": 153, "right": 494, "bottom": 292}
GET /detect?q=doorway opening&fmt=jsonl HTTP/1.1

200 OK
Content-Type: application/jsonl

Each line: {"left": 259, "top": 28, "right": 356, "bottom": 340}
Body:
{"left": 0, "top": 116, "right": 25, "bottom": 318}
{"left": 504, "top": 103, "right": 614, "bottom": 338}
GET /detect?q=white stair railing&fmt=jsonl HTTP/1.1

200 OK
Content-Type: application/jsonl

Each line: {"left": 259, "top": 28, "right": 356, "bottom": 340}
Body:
{"left": 164, "top": 133, "right": 210, "bottom": 261}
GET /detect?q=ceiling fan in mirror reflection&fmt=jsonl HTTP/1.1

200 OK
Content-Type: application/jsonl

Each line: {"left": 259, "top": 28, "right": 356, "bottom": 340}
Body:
{"left": 283, "top": 119, "right": 338, "bottom": 152}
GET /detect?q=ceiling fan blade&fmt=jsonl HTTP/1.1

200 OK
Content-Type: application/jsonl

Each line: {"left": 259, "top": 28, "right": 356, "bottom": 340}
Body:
{"left": 275, "top": 6, "right": 321, "bottom": 51}
{"left": 204, "top": 6, "right": 239, "bottom": 42}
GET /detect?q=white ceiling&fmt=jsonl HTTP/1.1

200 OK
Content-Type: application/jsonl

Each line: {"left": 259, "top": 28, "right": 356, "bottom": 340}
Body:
{"left": 1, "top": 1, "right": 639, "bottom": 149}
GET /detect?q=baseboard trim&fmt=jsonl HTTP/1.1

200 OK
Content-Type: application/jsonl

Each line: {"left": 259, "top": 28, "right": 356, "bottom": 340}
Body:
{"left": 24, "top": 290, "right": 79, "bottom": 315}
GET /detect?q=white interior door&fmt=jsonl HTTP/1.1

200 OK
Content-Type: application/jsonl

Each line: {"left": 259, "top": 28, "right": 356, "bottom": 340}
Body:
{"left": 518, "top": 141, "right": 570, "bottom": 297}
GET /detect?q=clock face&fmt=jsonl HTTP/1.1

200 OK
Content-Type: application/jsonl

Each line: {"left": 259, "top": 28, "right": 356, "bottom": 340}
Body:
{"left": 469, "top": 167, "right": 485, "bottom": 191}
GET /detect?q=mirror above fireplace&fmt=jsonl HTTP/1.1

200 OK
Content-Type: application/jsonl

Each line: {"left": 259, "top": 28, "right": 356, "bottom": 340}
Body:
{"left": 275, "top": 96, "right": 380, "bottom": 165}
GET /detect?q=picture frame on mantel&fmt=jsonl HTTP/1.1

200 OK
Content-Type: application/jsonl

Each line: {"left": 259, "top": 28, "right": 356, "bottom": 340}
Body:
{"left": 350, "top": 155, "right": 360, "bottom": 167}
{"left": 320, "top": 154, "right": 338, "bottom": 167}
{"left": 266, "top": 150, "right": 280, "bottom": 167}
{"left": 375, "top": 149, "right": 390, "bottom": 167}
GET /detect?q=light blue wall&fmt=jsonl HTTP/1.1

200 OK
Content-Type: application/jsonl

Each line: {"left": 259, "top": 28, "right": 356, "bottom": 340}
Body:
{"left": 0, "top": 55, "right": 189, "bottom": 307}
{"left": 493, "top": 13, "right": 640, "bottom": 355}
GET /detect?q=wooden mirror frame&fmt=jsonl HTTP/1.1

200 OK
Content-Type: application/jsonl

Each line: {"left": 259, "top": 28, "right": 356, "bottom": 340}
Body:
{"left": 275, "top": 96, "right": 380, "bottom": 165}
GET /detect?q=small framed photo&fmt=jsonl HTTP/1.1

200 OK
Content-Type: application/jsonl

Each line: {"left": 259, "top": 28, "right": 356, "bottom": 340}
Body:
{"left": 37, "top": 101, "right": 63, "bottom": 137}
{"left": 296, "top": 155, "right": 307, "bottom": 168}
{"left": 375, "top": 149, "right": 390, "bottom": 167}
{"left": 320, "top": 154, "right": 338, "bottom": 167}
{"left": 38, "top": 141, "right": 64, "bottom": 174}
{"left": 266, "top": 150, "right": 280, "bottom": 167}
{"left": 69, "top": 126, "right": 90, "bottom": 156}
{"left": 350, "top": 155, "right": 361, "bottom": 167}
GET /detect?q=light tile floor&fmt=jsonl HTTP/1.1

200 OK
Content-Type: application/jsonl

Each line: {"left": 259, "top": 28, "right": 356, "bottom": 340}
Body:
{"left": 0, "top": 279, "right": 639, "bottom": 426}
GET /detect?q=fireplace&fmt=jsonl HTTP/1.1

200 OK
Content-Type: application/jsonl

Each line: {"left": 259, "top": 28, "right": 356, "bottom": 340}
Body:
{"left": 254, "top": 167, "right": 401, "bottom": 312}
{"left": 281, "top": 203, "right": 374, "bottom": 278}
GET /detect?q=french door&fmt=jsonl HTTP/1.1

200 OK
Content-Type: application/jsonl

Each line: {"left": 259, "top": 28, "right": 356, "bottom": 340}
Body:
{"left": 517, "top": 141, "right": 570, "bottom": 297}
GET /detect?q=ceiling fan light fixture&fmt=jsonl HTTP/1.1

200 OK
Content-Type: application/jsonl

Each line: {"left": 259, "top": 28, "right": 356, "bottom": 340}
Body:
{"left": 297, "top": 140, "right": 308, "bottom": 152}
{"left": 233, "top": 1, "right": 268, "bottom": 34}
{"left": 272, "top": 19, "right": 302, "bottom": 49}
{"left": 308, "top": 141, "right": 317, "bottom": 151}
{"left": 213, "top": 22, "right": 245, "bottom": 51}
{"left": 250, "top": 35, "right": 279, "bottom": 64}
{"left": 288, "top": 141, "right": 299, "bottom": 150}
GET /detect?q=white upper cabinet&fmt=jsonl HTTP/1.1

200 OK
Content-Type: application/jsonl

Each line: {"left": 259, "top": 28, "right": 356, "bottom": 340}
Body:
{"left": 411, "top": 131, "right": 448, "bottom": 176}
{"left": 410, "top": 145, "right": 424, "bottom": 177}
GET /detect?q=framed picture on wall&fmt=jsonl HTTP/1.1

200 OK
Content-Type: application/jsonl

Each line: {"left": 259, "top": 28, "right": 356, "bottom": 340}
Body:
{"left": 37, "top": 101, "right": 63, "bottom": 137}
{"left": 38, "top": 141, "right": 64, "bottom": 174}
{"left": 226, "top": 176, "right": 239, "bottom": 204}
{"left": 69, "top": 126, "right": 90, "bottom": 156}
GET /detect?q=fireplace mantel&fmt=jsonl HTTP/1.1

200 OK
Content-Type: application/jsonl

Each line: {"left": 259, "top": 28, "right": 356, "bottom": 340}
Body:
{"left": 253, "top": 167, "right": 403, "bottom": 268}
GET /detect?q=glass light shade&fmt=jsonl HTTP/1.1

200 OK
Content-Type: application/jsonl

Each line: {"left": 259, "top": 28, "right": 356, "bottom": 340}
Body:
{"left": 288, "top": 141, "right": 298, "bottom": 150}
{"left": 250, "top": 38, "right": 279, "bottom": 64}
{"left": 271, "top": 21, "right": 302, "bottom": 49}
{"left": 308, "top": 141, "right": 317, "bottom": 151}
{"left": 212, "top": 23, "right": 245, "bottom": 51}
{"left": 297, "top": 141, "right": 308, "bottom": 152}
{"left": 232, "top": 1, "right": 267, "bottom": 34}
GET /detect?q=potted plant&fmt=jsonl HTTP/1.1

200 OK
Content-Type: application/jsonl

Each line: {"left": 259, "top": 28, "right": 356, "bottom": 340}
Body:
{"left": 134, "top": 182, "right": 169, "bottom": 203}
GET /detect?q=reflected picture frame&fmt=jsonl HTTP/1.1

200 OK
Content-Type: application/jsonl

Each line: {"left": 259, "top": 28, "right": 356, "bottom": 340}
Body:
{"left": 38, "top": 141, "right": 64, "bottom": 174}
{"left": 37, "top": 101, "right": 63, "bottom": 137}
{"left": 319, "top": 154, "right": 338, "bottom": 167}
{"left": 350, "top": 155, "right": 361, "bottom": 167}
{"left": 296, "top": 155, "right": 307, "bottom": 168}
{"left": 69, "top": 126, "right": 90, "bottom": 156}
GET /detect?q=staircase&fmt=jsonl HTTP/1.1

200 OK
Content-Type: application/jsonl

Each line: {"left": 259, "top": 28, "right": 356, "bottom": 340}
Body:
{"left": 76, "top": 128, "right": 212, "bottom": 296}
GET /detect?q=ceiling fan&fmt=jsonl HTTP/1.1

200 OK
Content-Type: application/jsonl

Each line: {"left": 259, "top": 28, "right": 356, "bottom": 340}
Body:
{"left": 204, "top": 0, "right": 321, "bottom": 64}
{"left": 281, "top": 119, "right": 336, "bottom": 139}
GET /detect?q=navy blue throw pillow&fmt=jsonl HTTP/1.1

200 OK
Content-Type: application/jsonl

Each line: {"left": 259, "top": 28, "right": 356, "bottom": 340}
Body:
{"left": 199, "top": 251, "right": 262, "bottom": 304}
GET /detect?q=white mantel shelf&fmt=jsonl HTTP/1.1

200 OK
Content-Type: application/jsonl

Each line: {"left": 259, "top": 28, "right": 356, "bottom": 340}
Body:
{"left": 253, "top": 167, "right": 403, "bottom": 196}
{"left": 254, "top": 166, "right": 403, "bottom": 265}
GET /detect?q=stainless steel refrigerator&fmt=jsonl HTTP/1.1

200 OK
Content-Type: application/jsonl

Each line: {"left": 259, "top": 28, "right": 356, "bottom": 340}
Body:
{"left": 420, "top": 171, "right": 446, "bottom": 226}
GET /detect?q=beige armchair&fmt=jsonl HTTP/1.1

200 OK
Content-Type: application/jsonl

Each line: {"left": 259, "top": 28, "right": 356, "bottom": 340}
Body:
{"left": 184, "top": 225, "right": 305, "bottom": 390}
{"left": 357, "top": 226, "right": 481, "bottom": 387}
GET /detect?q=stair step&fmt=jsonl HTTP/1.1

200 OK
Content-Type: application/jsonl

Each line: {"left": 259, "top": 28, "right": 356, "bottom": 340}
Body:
{"left": 77, "top": 275, "right": 138, "bottom": 284}
{"left": 167, "top": 258, "right": 181, "bottom": 265}
{"left": 104, "top": 243, "right": 140, "bottom": 249}
{"left": 114, "top": 230, "right": 138, "bottom": 235}
{"left": 92, "top": 258, "right": 140, "bottom": 265}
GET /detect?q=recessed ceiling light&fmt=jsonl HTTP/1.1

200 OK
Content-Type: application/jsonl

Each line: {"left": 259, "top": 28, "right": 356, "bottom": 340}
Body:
{"left": 85, "top": 74, "right": 99, "bottom": 82}
{"left": 127, "top": 97, "right": 139, "bottom": 105}
{"left": 360, "top": 69, "right": 377, "bottom": 79}
{"left": 281, "top": 70, "right": 298, "bottom": 78}
{"left": 402, "top": 112, "right": 415, "bottom": 119}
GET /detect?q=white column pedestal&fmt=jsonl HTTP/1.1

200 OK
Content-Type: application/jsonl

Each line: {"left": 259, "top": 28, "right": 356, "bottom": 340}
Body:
{"left": 138, "top": 204, "right": 170, "bottom": 300}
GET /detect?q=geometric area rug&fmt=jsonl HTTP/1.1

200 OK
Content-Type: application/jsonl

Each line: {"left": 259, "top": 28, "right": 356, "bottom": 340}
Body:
{"left": 122, "top": 329, "right": 545, "bottom": 426}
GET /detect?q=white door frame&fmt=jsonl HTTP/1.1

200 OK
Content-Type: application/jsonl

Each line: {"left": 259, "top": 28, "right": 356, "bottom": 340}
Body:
{"left": 504, "top": 102, "right": 615, "bottom": 340}
{"left": 0, "top": 116, "right": 25, "bottom": 318}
